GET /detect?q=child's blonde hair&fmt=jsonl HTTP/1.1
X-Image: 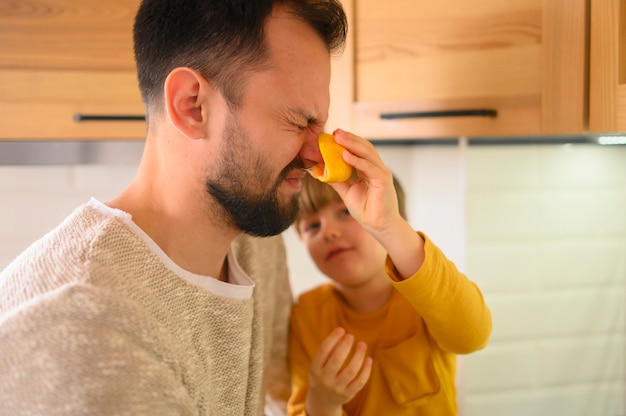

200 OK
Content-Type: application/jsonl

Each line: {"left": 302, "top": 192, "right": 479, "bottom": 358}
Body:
{"left": 295, "top": 174, "right": 407, "bottom": 235}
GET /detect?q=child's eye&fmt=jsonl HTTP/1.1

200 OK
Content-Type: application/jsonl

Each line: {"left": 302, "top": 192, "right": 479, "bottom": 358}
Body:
{"left": 302, "top": 222, "right": 320, "bottom": 233}
{"left": 338, "top": 207, "right": 351, "bottom": 218}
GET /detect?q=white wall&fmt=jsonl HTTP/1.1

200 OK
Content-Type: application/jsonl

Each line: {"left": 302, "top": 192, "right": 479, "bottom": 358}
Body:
{"left": 461, "top": 144, "right": 626, "bottom": 416}
{"left": 0, "top": 141, "right": 624, "bottom": 416}
{"left": 0, "top": 164, "right": 139, "bottom": 267}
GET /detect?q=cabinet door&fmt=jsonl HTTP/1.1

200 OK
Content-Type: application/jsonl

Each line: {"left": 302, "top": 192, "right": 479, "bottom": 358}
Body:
{"left": 0, "top": 0, "right": 145, "bottom": 140}
{"left": 328, "top": 0, "right": 587, "bottom": 139}
{"left": 0, "top": 69, "right": 146, "bottom": 140}
{"left": 589, "top": 0, "right": 626, "bottom": 133}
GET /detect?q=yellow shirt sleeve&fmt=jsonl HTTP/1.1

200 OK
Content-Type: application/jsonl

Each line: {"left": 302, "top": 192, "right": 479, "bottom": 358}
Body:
{"left": 386, "top": 232, "right": 492, "bottom": 354}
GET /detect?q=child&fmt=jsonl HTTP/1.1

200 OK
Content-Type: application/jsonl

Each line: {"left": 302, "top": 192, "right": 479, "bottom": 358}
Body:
{"left": 287, "top": 130, "right": 492, "bottom": 416}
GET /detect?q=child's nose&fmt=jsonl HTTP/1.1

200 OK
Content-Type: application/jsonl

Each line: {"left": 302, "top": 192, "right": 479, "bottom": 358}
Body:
{"left": 322, "top": 221, "right": 341, "bottom": 240}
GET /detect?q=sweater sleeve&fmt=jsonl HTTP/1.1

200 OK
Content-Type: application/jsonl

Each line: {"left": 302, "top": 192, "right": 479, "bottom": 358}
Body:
{"left": 286, "top": 313, "right": 312, "bottom": 416}
{"left": 386, "top": 232, "right": 492, "bottom": 354}
{"left": 232, "top": 233, "right": 293, "bottom": 414}
{"left": 0, "top": 284, "right": 198, "bottom": 416}
{"left": 256, "top": 235, "right": 293, "bottom": 411}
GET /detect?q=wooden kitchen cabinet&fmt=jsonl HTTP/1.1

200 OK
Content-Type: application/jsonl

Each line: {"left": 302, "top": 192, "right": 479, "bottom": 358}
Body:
{"left": 0, "top": 0, "right": 145, "bottom": 140}
{"left": 327, "top": 0, "right": 597, "bottom": 139}
{"left": 589, "top": 0, "right": 626, "bottom": 133}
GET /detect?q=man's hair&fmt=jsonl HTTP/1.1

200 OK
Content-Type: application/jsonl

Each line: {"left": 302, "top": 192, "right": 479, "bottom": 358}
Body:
{"left": 133, "top": 0, "right": 347, "bottom": 114}
{"left": 295, "top": 173, "right": 408, "bottom": 234}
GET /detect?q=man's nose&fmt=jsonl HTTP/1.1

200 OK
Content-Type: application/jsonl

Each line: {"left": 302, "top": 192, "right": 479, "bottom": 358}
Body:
{"left": 298, "top": 131, "right": 323, "bottom": 169}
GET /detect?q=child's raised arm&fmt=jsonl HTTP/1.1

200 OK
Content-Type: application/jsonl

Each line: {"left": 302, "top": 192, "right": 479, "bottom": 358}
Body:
{"left": 327, "top": 129, "right": 425, "bottom": 280}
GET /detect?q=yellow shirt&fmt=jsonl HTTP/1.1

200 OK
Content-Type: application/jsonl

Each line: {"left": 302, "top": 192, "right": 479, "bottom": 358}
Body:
{"left": 288, "top": 233, "right": 492, "bottom": 416}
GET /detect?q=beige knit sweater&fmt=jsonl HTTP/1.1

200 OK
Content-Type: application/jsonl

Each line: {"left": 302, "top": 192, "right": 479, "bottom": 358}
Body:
{"left": 0, "top": 200, "right": 292, "bottom": 415}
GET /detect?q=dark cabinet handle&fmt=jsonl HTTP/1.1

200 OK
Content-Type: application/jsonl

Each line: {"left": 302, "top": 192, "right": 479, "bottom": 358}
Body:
{"left": 380, "top": 109, "right": 497, "bottom": 120}
{"left": 74, "top": 114, "right": 146, "bottom": 122}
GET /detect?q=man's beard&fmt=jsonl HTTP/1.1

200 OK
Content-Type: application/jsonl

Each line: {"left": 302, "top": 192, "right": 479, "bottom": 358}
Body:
{"left": 205, "top": 116, "right": 302, "bottom": 237}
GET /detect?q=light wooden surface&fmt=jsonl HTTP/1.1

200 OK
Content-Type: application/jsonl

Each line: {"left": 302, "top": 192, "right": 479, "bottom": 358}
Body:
{"left": 355, "top": 0, "right": 542, "bottom": 102}
{"left": 0, "top": 0, "right": 144, "bottom": 140}
{"left": 589, "top": 0, "right": 626, "bottom": 133}
{"left": 541, "top": 0, "right": 588, "bottom": 134}
{"left": 0, "top": 69, "right": 145, "bottom": 140}
{"left": 0, "top": 0, "right": 138, "bottom": 71}
{"left": 351, "top": 96, "right": 540, "bottom": 139}
{"left": 327, "top": 0, "right": 355, "bottom": 131}
{"left": 331, "top": 0, "right": 594, "bottom": 139}
{"left": 2, "top": 0, "right": 622, "bottom": 140}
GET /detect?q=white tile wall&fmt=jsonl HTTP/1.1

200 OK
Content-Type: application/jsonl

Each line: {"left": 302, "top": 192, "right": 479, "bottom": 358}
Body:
{"left": 463, "top": 144, "right": 626, "bottom": 416}
{"left": 0, "top": 142, "right": 624, "bottom": 416}
{"left": 0, "top": 164, "right": 138, "bottom": 266}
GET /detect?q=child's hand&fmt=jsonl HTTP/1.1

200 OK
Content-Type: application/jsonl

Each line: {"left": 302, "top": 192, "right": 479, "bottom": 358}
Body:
{"left": 305, "top": 327, "right": 372, "bottom": 416}
{"left": 329, "top": 129, "right": 426, "bottom": 279}
{"left": 329, "top": 129, "right": 401, "bottom": 237}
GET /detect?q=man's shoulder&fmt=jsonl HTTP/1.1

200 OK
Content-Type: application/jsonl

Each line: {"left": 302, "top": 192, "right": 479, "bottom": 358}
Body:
{"left": 0, "top": 202, "right": 139, "bottom": 314}
{"left": 231, "top": 233, "right": 287, "bottom": 275}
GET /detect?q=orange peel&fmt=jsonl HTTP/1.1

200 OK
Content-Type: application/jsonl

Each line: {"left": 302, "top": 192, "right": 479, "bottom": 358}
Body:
{"left": 308, "top": 132, "right": 353, "bottom": 183}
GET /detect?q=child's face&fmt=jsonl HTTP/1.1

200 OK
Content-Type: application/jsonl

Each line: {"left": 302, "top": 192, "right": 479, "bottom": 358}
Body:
{"left": 297, "top": 200, "right": 388, "bottom": 287}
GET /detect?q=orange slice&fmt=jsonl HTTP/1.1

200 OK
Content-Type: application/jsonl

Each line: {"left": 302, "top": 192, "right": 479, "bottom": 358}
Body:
{"left": 309, "top": 132, "right": 353, "bottom": 183}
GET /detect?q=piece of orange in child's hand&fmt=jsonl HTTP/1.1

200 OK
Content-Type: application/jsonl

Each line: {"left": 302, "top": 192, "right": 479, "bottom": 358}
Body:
{"left": 308, "top": 132, "right": 353, "bottom": 183}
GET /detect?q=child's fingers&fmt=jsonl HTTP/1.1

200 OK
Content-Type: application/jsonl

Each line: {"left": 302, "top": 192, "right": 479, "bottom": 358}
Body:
{"left": 345, "top": 355, "right": 373, "bottom": 396}
{"left": 335, "top": 340, "right": 369, "bottom": 384}
{"left": 320, "top": 333, "right": 355, "bottom": 376}
{"left": 310, "top": 327, "right": 347, "bottom": 373}
{"left": 308, "top": 331, "right": 371, "bottom": 406}
{"left": 333, "top": 129, "right": 377, "bottom": 160}
{"left": 333, "top": 129, "right": 387, "bottom": 175}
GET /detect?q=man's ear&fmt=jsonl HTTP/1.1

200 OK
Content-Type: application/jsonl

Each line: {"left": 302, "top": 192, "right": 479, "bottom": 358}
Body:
{"left": 163, "top": 67, "right": 212, "bottom": 140}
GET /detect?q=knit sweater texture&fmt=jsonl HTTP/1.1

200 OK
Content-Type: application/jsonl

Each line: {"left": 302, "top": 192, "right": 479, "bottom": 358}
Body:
{"left": 0, "top": 200, "right": 292, "bottom": 415}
